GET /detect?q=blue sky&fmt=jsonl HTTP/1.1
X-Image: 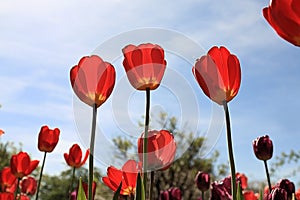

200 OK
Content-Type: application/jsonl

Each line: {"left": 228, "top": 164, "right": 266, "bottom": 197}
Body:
{"left": 1, "top": 0, "right": 300, "bottom": 188}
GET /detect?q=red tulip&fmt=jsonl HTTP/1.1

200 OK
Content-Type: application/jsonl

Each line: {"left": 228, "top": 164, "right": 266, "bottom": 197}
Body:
{"left": 137, "top": 130, "right": 176, "bottom": 170}
{"left": 17, "top": 194, "right": 30, "bottom": 200}
{"left": 64, "top": 144, "right": 89, "bottom": 168}
{"left": 0, "top": 192, "right": 14, "bottom": 200}
{"left": 122, "top": 43, "right": 167, "bottom": 90}
{"left": 10, "top": 152, "right": 39, "bottom": 178}
{"left": 253, "top": 135, "right": 273, "bottom": 161}
{"left": 236, "top": 172, "right": 248, "bottom": 190}
{"left": 263, "top": 0, "right": 300, "bottom": 46}
{"left": 195, "top": 171, "right": 210, "bottom": 192}
{"left": 0, "top": 129, "right": 4, "bottom": 136}
{"left": 37, "top": 125, "right": 60, "bottom": 153}
{"left": 70, "top": 55, "right": 116, "bottom": 108}
{"left": 20, "top": 176, "right": 37, "bottom": 195}
{"left": 243, "top": 190, "right": 258, "bottom": 200}
{"left": 193, "top": 46, "right": 241, "bottom": 105}
{"left": 0, "top": 167, "right": 16, "bottom": 192}
{"left": 102, "top": 160, "right": 141, "bottom": 196}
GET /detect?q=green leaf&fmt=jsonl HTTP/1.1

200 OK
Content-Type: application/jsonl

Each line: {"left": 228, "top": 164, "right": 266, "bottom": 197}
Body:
{"left": 236, "top": 183, "right": 244, "bottom": 200}
{"left": 259, "top": 190, "right": 263, "bottom": 200}
{"left": 77, "top": 178, "right": 87, "bottom": 200}
{"left": 135, "top": 173, "right": 145, "bottom": 200}
{"left": 113, "top": 182, "right": 122, "bottom": 200}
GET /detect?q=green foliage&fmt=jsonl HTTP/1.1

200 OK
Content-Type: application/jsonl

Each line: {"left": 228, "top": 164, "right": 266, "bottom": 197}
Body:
{"left": 135, "top": 173, "right": 145, "bottom": 200}
{"left": 0, "top": 141, "right": 22, "bottom": 169}
{"left": 77, "top": 178, "right": 87, "bottom": 200}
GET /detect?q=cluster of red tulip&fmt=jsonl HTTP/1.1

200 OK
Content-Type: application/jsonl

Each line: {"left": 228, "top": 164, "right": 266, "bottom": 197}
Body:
{"left": 1, "top": 0, "right": 300, "bottom": 199}
{"left": 0, "top": 126, "right": 90, "bottom": 200}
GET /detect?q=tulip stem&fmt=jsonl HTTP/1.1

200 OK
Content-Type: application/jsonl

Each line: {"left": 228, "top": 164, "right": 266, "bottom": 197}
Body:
{"left": 68, "top": 167, "right": 76, "bottom": 199}
{"left": 35, "top": 152, "right": 47, "bottom": 200}
{"left": 149, "top": 171, "right": 154, "bottom": 200}
{"left": 14, "top": 178, "right": 21, "bottom": 200}
{"left": 143, "top": 88, "right": 150, "bottom": 196}
{"left": 88, "top": 104, "right": 97, "bottom": 200}
{"left": 223, "top": 101, "right": 237, "bottom": 200}
{"left": 264, "top": 160, "right": 272, "bottom": 193}
{"left": 202, "top": 191, "right": 204, "bottom": 200}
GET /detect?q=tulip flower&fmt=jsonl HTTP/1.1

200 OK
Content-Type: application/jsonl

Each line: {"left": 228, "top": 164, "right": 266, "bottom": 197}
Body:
{"left": 195, "top": 171, "right": 210, "bottom": 200}
{"left": 0, "top": 129, "right": 4, "bottom": 136}
{"left": 0, "top": 192, "right": 14, "bottom": 200}
{"left": 35, "top": 125, "right": 60, "bottom": 200}
{"left": 193, "top": 46, "right": 241, "bottom": 200}
{"left": 211, "top": 180, "right": 232, "bottom": 200}
{"left": 21, "top": 176, "right": 37, "bottom": 195}
{"left": 195, "top": 171, "right": 210, "bottom": 192}
{"left": 243, "top": 190, "right": 258, "bottom": 200}
{"left": 193, "top": 46, "right": 241, "bottom": 105}
{"left": 10, "top": 152, "right": 39, "bottom": 179}
{"left": 276, "top": 179, "right": 295, "bottom": 200}
{"left": 253, "top": 135, "right": 273, "bottom": 193}
{"left": 122, "top": 43, "right": 167, "bottom": 198}
{"left": 0, "top": 167, "right": 16, "bottom": 192}
{"left": 37, "top": 125, "right": 60, "bottom": 153}
{"left": 236, "top": 172, "right": 248, "bottom": 190}
{"left": 102, "top": 160, "right": 141, "bottom": 196}
{"left": 160, "top": 187, "right": 182, "bottom": 200}
{"left": 263, "top": 0, "right": 300, "bottom": 47}
{"left": 122, "top": 43, "right": 167, "bottom": 91}
{"left": 253, "top": 135, "right": 273, "bottom": 161}
{"left": 137, "top": 130, "right": 176, "bottom": 171}
{"left": 70, "top": 55, "right": 115, "bottom": 200}
{"left": 267, "top": 188, "right": 287, "bottom": 200}
{"left": 64, "top": 144, "right": 89, "bottom": 168}
{"left": 70, "top": 55, "right": 116, "bottom": 108}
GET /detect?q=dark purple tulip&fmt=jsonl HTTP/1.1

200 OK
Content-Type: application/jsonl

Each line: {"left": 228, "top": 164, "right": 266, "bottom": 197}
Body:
{"left": 195, "top": 171, "right": 210, "bottom": 192}
{"left": 267, "top": 188, "right": 287, "bottom": 200}
{"left": 160, "top": 190, "right": 170, "bottom": 200}
{"left": 210, "top": 181, "right": 232, "bottom": 200}
{"left": 277, "top": 179, "right": 295, "bottom": 200}
{"left": 253, "top": 135, "right": 273, "bottom": 161}
{"left": 168, "top": 187, "right": 182, "bottom": 200}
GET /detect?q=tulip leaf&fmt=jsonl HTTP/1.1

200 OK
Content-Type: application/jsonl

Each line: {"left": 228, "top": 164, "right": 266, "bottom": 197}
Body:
{"left": 236, "top": 183, "right": 244, "bottom": 200}
{"left": 77, "top": 178, "right": 87, "bottom": 200}
{"left": 113, "top": 182, "right": 122, "bottom": 200}
{"left": 135, "top": 173, "right": 145, "bottom": 200}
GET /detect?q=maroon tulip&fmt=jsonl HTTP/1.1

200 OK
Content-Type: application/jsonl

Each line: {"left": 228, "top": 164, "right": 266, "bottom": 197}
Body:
{"left": 195, "top": 171, "right": 210, "bottom": 192}
{"left": 64, "top": 144, "right": 89, "bottom": 168}
{"left": 160, "top": 187, "right": 182, "bottom": 200}
{"left": 122, "top": 43, "right": 167, "bottom": 90}
{"left": 10, "top": 152, "right": 39, "bottom": 178}
{"left": 253, "top": 135, "right": 273, "bottom": 161}
{"left": 276, "top": 179, "right": 295, "bottom": 200}
{"left": 0, "top": 167, "right": 16, "bottom": 192}
{"left": 267, "top": 188, "right": 287, "bottom": 200}
{"left": 263, "top": 0, "right": 300, "bottom": 47}
{"left": 211, "top": 180, "right": 232, "bottom": 200}
{"left": 38, "top": 125, "right": 60, "bottom": 153}
{"left": 193, "top": 46, "right": 241, "bottom": 105}
{"left": 20, "top": 176, "right": 37, "bottom": 195}
{"left": 70, "top": 55, "right": 116, "bottom": 108}
{"left": 160, "top": 190, "right": 170, "bottom": 200}
{"left": 137, "top": 130, "right": 176, "bottom": 170}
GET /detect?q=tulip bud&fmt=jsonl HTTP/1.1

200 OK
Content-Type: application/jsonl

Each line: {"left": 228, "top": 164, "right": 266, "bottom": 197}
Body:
{"left": 195, "top": 171, "right": 210, "bottom": 192}
{"left": 168, "top": 187, "right": 182, "bottom": 200}
{"left": 253, "top": 135, "right": 273, "bottom": 161}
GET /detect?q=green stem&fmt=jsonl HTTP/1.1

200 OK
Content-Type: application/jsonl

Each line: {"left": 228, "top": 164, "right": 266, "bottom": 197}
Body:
{"left": 149, "top": 171, "right": 154, "bottom": 200}
{"left": 35, "top": 152, "right": 47, "bottom": 200}
{"left": 88, "top": 104, "right": 97, "bottom": 200}
{"left": 202, "top": 191, "right": 204, "bottom": 200}
{"left": 223, "top": 101, "right": 237, "bottom": 200}
{"left": 14, "top": 178, "right": 21, "bottom": 200}
{"left": 68, "top": 167, "right": 76, "bottom": 199}
{"left": 264, "top": 160, "right": 272, "bottom": 193}
{"left": 143, "top": 88, "right": 150, "bottom": 196}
